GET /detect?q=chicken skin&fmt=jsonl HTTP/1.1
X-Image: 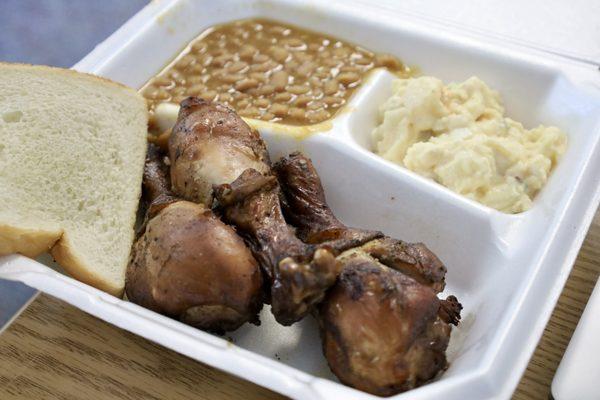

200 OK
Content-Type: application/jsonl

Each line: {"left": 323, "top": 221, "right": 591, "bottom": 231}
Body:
{"left": 274, "top": 152, "right": 447, "bottom": 293}
{"left": 274, "top": 152, "right": 461, "bottom": 395}
{"left": 169, "top": 98, "right": 340, "bottom": 325}
{"left": 214, "top": 169, "right": 339, "bottom": 326}
{"left": 169, "top": 97, "right": 269, "bottom": 205}
{"left": 126, "top": 145, "right": 263, "bottom": 333}
{"left": 319, "top": 251, "right": 453, "bottom": 396}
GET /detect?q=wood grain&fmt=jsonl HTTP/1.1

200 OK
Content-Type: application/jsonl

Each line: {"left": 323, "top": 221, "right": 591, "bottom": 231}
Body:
{"left": 0, "top": 214, "right": 598, "bottom": 400}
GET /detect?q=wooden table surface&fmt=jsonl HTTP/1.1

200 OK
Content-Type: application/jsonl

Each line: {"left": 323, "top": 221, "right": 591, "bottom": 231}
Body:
{"left": 1, "top": 214, "right": 598, "bottom": 400}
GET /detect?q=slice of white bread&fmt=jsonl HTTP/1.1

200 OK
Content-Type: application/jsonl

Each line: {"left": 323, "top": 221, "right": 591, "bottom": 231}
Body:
{"left": 0, "top": 63, "right": 148, "bottom": 296}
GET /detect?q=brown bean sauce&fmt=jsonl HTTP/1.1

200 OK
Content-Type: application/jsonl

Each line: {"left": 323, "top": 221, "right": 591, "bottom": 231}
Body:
{"left": 142, "top": 18, "right": 411, "bottom": 126}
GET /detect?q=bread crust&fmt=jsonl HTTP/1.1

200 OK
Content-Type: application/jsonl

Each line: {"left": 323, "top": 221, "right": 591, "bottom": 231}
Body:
{"left": 50, "top": 233, "right": 124, "bottom": 297}
{"left": 0, "top": 62, "right": 145, "bottom": 103}
{"left": 0, "top": 224, "right": 63, "bottom": 258}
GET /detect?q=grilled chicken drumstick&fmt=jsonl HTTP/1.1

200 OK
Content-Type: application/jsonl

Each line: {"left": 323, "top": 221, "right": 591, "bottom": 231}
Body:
{"left": 126, "top": 145, "right": 263, "bottom": 333}
{"left": 274, "top": 152, "right": 461, "bottom": 395}
{"left": 170, "top": 98, "right": 339, "bottom": 326}
{"left": 274, "top": 152, "right": 447, "bottom": 293}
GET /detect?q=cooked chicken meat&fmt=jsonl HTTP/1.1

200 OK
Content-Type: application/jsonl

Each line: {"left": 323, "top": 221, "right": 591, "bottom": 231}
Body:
{"left": 169, "top": 97, "right": 270, "bottom": 205}
{"left": 319, "top": 251, "right": 455, "bottom": 396}
{"left": 274, "top": 152, "right": 461, "bottom": 395}
{"left": 126, "top": 145, "right": 263, "bottom": 333}
{"left": 169, "top": 98, "right": 340, "bottom": 326}
{"left": 214, "top": 168, "right": 339, "bottom": 326}
{"left": 274, "top": 152, "right": 447, "bottom": 293}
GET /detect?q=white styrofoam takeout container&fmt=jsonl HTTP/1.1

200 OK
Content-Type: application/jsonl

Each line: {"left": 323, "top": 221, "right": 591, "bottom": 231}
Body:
{"left": 2, "top": 0, "right": 600, "bottom": 398}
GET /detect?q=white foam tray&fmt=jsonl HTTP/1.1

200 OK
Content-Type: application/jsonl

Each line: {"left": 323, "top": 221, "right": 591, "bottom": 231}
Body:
{"left": 2, "top": 1, "right": 600, "bottom": 399}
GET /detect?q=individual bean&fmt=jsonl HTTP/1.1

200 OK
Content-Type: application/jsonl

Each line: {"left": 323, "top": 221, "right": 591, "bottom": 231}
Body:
{"left": 153, "top": 76, "right": 173, "bottom": 87}
{"left": 253, "top": 53, "right": 270, "bottom": 64}
{"left": 232, "top": 91, "right": 249, "bottom": 100}
{"left": 269, "top": 103, "right": 289, "bottom": 117}
{"left": 250, "top": 60, "right": 276, "bottom": 73}
{"left": 237, "top": 99, "right": 250, "bottom": 109}
{"left": 249, "top": 72, "right": 268, "bottom": 83}
{"left": 322, "top": 96, "right": 345, "bottom": 106}
{"left": 235, "top": 78, "right": 260, "bottom": 91}
{"left": 293, "top": 52, "right": 313, "bottom": 62}
{"left": 289, "top": 107, "right": 305, "bottom": 120}
{"left": 257, "top": 84, "right": 276, "bottom": 96}
{"left": 287, "top": 85, "right": 310, "bottom": 95}
{"left": 186, "top": 75, "right": 205, "bottom": 85}
{"left": 260, "top": 112, "right": 275, "bottom": 121}
{"left": 274, "top": 92, "right": 292, "bottom": 102}
{"left": 309, "top": 76, "right": 321, "bottom": 87}
{"left": 270, "top": 46, "right": 289, "bottom": 63}
{"left": 255, "top": 98, "right": 270, "bottom": 108}
{"left": 188, "top": 63, "right": 205, "bottom": 74}
{"left": 270, "top": 71, "right": 289, "bottom": 91}
{"left": 211, "top": 54, "right": 231, "bottom": 67}
{"left": 323, "top": 79, "right": 339, "bottom": 95}
{"left": 227, "top": 61, "right": 248, "bottom": 73}
{"left": 239, "top": 107, "right": 260, "bottom": 117}
{"left": 307, "top": 101, "right": 325, "bottom": 110}
{"left": 239, "top": 45, "right": 257, "bottom": 60}
{"left": 293, "top": 95, "right": 312, "bottom": 106}
{"left": 337, "top": 72, "right": 360, "bottom": 86}
{"left": 306, "top": 109, "right": 330, "bottom": 122}
{"left": 221, "top": 73, "right": 245, "bottom": 84}
{"left": 339, "top": 65, "right": 361, "bottom": 73}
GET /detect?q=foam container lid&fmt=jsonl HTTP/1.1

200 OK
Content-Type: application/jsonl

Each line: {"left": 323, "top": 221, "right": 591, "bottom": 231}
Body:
{"left": 2, "top": 1, "right": 600, "bottom": 399}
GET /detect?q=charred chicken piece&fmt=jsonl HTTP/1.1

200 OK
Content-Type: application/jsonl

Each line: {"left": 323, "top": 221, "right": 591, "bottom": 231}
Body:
{"left": 274, "top": 152, "right": 461, "bottom": 394}
{"left": 274, "top": 152, "right": 446, "bottom": 293}
{"left": 169, "top": 98, "right": 339, "bottom": 325}
{"left": 126, "top": 145, "right": 263, "bottom": 333}
{"left": 273, "top": 152, "right": 383, "bottom": 252}
{"left": 214, "top": 169, "right": 339, "bottom": 326}
{"left": 319, "top": 251, "right": 460, "bottom": 396}
{"left": 169, "top": 97, "right": 270, "bottom": 205}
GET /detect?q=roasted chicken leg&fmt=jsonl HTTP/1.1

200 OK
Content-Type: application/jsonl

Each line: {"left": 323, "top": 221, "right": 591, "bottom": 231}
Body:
{"left": 319, "top": 250, "right": 455, "bottom": 396}
{"left": 169, "top": 98, "right": 339, "bottom": 326}
{"left": 274, "top": 152, "right": 461, "bottom": 395}
{"left": 274, "top": 152, "right": 447, "bottom": 293}
{"left": 126, "top": 145, "right": 263, "bottom": 333}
